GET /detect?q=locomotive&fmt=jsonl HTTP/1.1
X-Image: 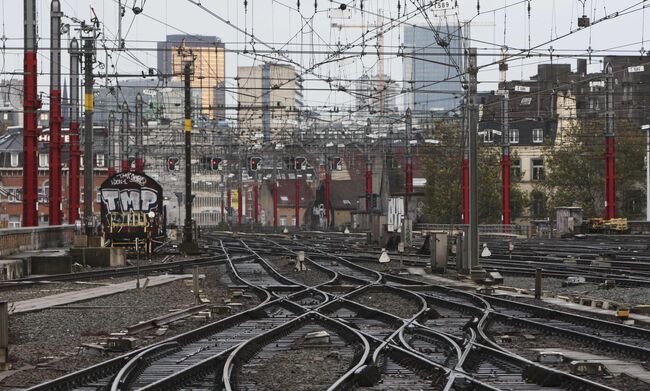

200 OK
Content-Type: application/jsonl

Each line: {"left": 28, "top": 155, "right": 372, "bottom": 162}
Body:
{"left": 99, "top": 171, "right": 166, "bottom": 250}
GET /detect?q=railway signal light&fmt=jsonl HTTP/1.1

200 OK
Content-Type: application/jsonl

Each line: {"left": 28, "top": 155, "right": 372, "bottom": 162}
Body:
{"left": 211, "top": 157, "right": 223, "bottom": 171}
{"left": 295, "top": 156, "right": 306, "bottom": 171}
{"left": 328, "top": 156, "right": 342, "bottom": 171}
{"left": 249, "top": 156, "right": 262, "bottom": 171}
{"left": 166, "top": 156, "right": 179, "bottom": 171}
{"left": 200, "top": 156, "right": 211, "bottom": 171}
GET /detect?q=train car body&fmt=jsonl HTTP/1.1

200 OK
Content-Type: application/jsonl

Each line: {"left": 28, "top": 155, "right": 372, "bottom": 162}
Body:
{"left": 99, "top": 171, "right": 166, "bottom": 245}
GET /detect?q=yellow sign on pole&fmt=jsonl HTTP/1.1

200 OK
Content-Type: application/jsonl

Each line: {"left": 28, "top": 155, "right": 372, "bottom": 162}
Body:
{"left": 231, "top": 190, "right": 239, "bottom": 210}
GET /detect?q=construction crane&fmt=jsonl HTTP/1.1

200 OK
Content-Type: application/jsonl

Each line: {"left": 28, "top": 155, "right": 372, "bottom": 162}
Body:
{"left": 331, "top": 10, "right": 387, "bottom": 115}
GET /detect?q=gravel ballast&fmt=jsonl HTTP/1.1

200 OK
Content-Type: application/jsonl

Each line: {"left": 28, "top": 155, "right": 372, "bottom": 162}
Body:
{"left": 502, "top": 276, "right": 650, "bottom": 306}
{"left": 0, "top": 265, "right": 257, "bottom": 389}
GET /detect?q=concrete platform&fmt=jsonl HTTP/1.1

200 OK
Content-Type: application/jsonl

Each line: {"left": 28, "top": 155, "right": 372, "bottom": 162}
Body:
{"left": 10, "top": 274, "right": 194, "bottom": 314}
{"left": 7, "top": 248, "right": 71, "bottom": 276}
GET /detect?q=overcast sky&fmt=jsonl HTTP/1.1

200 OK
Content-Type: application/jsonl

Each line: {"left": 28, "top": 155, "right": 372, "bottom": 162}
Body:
{"left": 0, "top": 0, "right": 648, "bottom": 110}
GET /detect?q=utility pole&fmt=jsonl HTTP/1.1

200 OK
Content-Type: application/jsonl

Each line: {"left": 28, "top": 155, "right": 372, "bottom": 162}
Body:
{"left": 48, "top": 0, "right": 63, "bottom": 225}
{"left": 405, "top": 108, "right": 413, "bottom": 222}
{"left": 83, "top": 37, "right": 95, "bottom": 235}
{"left": 23, "top": 0, "right": 40, "bottom": 227}
{"left": 120, "top": 101, "right": 129, "bottom": 172}
{"left": 295, "top": 166, "right": 300, "bottom": 228}
{"left": 253, "top": 171, "right": 259, "bottom": 224}
{"left": 135, "top": 93, "right": 144, "bottom": 172}
{"left": 467, "top": 48, "right": 485, "bottom": 280}
{"left": 604, "top": 63, "right": 616, "bottom": 220}
{"left": 324, "top": 156, "right": 331, "bottom": 229}
{"left": 237, "top": 154, "right": 243, "bottom": 225}
{"left": 462, "top": 104, "right": 470, "bottom": 225}
{"left": 107, "top": 111, "right": 116, "bottom": 176}
{"left": 501, "top": 92, "right": 511, "bottom": 226}
{"left": 365, "top": 119, "right": 373, "bottom": 213}
{"left": 641, "top": 125, "right": 650, "bottom": 221}
{"left": 273, "top": 155, "right": 279, "bottom": 228}
{"left": 68, "top": 37, "right": 81, "bottom": 224}
{"left": 182, "top": 60, "right": 196, "bottom": 249}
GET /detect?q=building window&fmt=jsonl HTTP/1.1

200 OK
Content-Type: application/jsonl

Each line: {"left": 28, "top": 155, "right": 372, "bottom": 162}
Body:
{"left": 38, "top": 181, "right": 49, "bottom": 204}
{"left": 482, "top": 129, "right": 495, "bottom": 143}
{"left": 96, "top": 192, "right": 102, "bottom": 203}
{"left": 96, "top": 154, "right": 105, "bottom": 168}
{"left": 279, "top": 215, "right": 287, "bottom": 226}
{"left": 8, "top": 189, "right": 22, "bottom": 203}
{"left": 39, "top": 153, "right": 49, "bottom": 167}
{"left": 10, "top": 152, "right": 19, "bottom": 167}
{"left": 292, "top": 217, "right": 296, "bottom": 226}
{"left": 531, "top": 190, "right": 546, "bottom": 218}
{"left": 532, "top": 128, "right": 544, "bottom": 143}
{"left": 512, "top": 159, "right": 522, "bottom": 180}
{"left": 280, "top": 196, "right": 289, "bottom": 202}
{"left": 8, "top": 215, "right": 20, "bottom": 228}
{"left": 509, "top": 129, "right": 519, "bottom": 144}
{"left": 532, "top": 158, "right": 545, "bottom": 181}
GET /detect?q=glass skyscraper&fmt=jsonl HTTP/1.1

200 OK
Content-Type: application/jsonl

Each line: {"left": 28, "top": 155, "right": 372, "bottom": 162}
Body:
{"left": 403, "top": 23, "right": 465, "bottom": 116}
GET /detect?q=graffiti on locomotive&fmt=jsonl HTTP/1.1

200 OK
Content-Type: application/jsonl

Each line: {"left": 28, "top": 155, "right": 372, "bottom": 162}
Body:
{"left": 99, "top": 172, "right": 164, "bottom": 232}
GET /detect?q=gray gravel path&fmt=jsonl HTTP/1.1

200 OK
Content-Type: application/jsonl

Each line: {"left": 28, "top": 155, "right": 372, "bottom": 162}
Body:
{"left": 0, "top": 266, "right": 258, "bottom": 389}
{"left": 502, "top": 276, "right": 650, "bottom": 306}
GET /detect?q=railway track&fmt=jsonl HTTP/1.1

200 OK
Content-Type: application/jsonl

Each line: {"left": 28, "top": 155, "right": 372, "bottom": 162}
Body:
{"left": 25, "top": 231, "right": 650, "bottom": 390}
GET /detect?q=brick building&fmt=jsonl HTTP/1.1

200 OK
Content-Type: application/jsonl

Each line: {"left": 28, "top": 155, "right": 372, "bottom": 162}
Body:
{"left": 0, "top": 127, "right": 109, "bottom": 227}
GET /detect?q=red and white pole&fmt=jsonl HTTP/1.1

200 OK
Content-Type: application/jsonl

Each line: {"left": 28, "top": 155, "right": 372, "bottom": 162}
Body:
{"left": 48, "top": 0, "right": 63, "bottom": 225}
{"left": 68, "top": 38, "right": 80, "bottom": 224}
{"left": 23, "top": 0, "right": 40, "bottom": 227}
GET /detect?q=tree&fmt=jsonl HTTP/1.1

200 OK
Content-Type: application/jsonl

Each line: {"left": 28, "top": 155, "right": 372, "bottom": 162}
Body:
{"left": 421, "top": 120, "right": 527, "bottom": 224}
{"left": 542, "top": 119, "right": 646, "bottom": 219}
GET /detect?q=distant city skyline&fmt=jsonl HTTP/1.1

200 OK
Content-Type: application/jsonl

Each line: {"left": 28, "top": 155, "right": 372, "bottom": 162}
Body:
{"left": 0, "top": 1, "right": 646, "bottom": 114}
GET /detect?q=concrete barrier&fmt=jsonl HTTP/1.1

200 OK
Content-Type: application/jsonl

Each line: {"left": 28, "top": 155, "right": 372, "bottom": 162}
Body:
{"left": 31, "top": 254, "right": 74, "bottom": 275}
{"left": 70, "top": 247, "right": 126, "bottom": 267}
{"left": 0, "top": 225, "right": 75, "bottom": 257}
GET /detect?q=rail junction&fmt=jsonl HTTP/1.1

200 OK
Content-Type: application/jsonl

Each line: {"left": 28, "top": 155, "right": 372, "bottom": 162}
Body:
{"left": 7, "top": 229, "right": 648, "bottom": 391}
